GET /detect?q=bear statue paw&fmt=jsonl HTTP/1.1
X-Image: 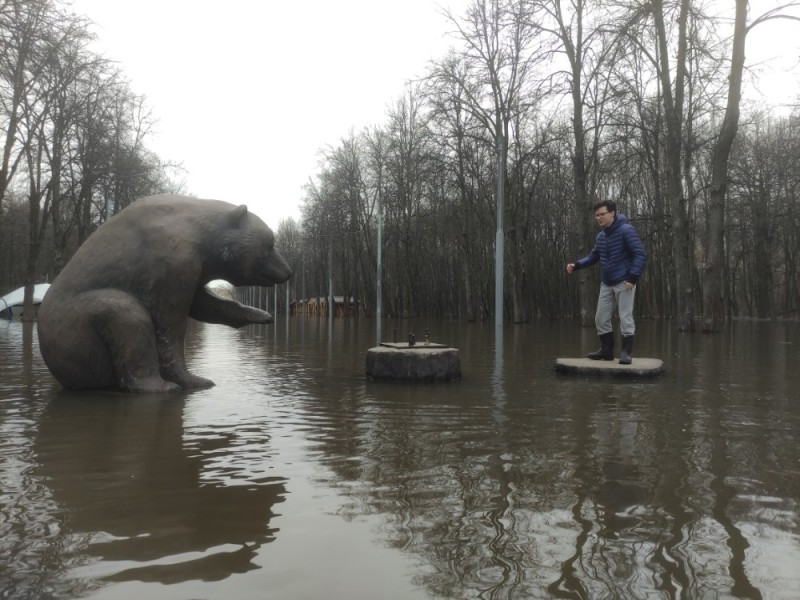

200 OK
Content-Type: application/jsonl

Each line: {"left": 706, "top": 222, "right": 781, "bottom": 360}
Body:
{"left": 179, "top": 373, "right": 215, "bottom": 390}
{"left": 124, "top": 376, "right": 182, "bottom": 394}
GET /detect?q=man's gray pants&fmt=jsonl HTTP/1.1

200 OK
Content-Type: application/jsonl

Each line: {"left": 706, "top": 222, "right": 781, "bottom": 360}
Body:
{"left": 595, "top": 282, "right": 636, "bottom": 336}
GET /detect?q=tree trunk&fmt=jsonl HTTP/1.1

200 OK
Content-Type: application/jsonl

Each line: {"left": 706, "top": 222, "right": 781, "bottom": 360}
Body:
{"left": 702, "top": 0, "right": 747, "bottom": 332}
{"left": 560, "top": 0, "right": 595, "bottom": 327}
{"left": 22, "top": 189, "right": 44, "bottom": 323}
{"left": 653, "top": 0, "right": 695, "bottom": 331}
{"left": 508, "top": 225, "right": 525, "bottom": 323}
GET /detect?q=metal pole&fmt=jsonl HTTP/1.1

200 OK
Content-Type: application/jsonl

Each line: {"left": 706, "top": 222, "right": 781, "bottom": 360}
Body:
{"left": 495, "top": 133, "right": 505, "bottom": 328}
{"left": 376, "top": 193, "right": 383, "bottom": 342}
{"left": 328, "top": 243, "right": 334, "bottom": 325}
{"left": 302, "top": 246, "right": 307, "bottom": 315}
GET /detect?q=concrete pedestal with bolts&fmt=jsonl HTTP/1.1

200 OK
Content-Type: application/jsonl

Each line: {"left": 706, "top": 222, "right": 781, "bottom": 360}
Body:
{"left": 366, "top": 343, "right": 461, "bottom": 382}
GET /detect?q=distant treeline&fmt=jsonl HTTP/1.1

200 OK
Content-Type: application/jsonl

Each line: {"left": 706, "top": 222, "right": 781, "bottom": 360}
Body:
{"left": 2, "top": 0, "right": 799, "bottom": 329}
{"left": 276, "top": 0, "right": 800, "bottom": 328}
{"left": 0, "top": 0, "right": 182, "bottom": 301}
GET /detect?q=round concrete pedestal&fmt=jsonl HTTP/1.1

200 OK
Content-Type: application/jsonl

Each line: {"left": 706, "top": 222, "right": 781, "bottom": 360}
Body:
{"left": 555, "top": 357, "right": 664, "bottom": 378}
{"left": 366, "top": 344, "right": 461, "bottom": 382}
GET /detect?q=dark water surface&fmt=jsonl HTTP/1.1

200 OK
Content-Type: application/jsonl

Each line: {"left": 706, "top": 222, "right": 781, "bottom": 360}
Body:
{"left": 1, "top": 317, "right": 799, "bottom": 599}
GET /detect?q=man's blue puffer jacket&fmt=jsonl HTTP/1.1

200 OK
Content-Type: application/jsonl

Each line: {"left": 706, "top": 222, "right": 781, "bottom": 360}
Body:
{"left": 574, "top": 214, "right": 647, "bottom": 285}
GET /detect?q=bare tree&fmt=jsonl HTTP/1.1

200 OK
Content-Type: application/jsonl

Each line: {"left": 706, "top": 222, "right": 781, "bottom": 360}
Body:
{"left": 426, "top": 73, "right": 494, "bottom": 321}
{"left": 12, "top": 1, "right": 94, "bottom": 319}
{"left": 431, "top": 0, "right": 539, "bottom": 324}
{"left": 703, "top": 0, "right": 800, "bottom": 331}
{"left": 19, "top": 89, "right": 51, "bottom": 322}
{"left": 320, "top": 131, "right": 373, "bottom": 314}
{"left": 279, "top": 0, "right": 800, "bottom": 324}
{"left": 0, "top": 0, "right": 50, "bottom": 212}
{"left": 384, "top": 89, "right": 433, "bottom": 317}
{"left": 40, "top": 12, "right": 95, "bottom": 274}
{"left": 275, "top": 216, "right": 303, "bottom": 310}
{"left": 702, "top": 0, "right": 747, "bottom": 332}
{"left": 651, "top": 0, "right": 696, "bottom": 330}
{"left": 533, "top": 0, "right": 622, "bottom": 325}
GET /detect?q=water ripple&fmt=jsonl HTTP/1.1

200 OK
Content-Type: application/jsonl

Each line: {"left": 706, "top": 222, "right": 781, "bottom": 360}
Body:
{"left": 2, "top": 319, "right": 800, "bottom": 598}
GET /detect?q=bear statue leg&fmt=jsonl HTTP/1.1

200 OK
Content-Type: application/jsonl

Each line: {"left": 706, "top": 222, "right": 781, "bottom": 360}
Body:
{"left": 39, "top": 290, "right": 179, "bottom": 392}
{"left": 154, "top": 318, "right": 215, "bottom": 390}
{"left": 86, "top": 292, "right": 182, "bottom": 393}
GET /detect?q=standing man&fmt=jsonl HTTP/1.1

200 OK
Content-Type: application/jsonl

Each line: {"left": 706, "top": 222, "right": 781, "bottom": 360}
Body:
{"left": 566, "top": 200, "right": 647, "bottom": 364}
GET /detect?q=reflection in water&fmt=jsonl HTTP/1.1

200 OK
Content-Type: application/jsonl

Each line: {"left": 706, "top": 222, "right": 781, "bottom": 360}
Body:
{"left": 1, "top": 318, "right": 800, "bottom": 598}
{"left": 35, "top": 394, "right": 284, "bottom": 588}
{"left": 485, "top": 325, "right": 522, "bottom": 598}
{"left": 1, "top": 321, "right": 287, "bottom": 599}
{"left": 293, "top": 320, "right": 800, "bottom": 599}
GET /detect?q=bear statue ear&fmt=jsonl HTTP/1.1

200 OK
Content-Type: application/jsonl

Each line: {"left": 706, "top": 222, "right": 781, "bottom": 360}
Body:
{"left": 229, "top": 204, "right": 248, "bottom": 226}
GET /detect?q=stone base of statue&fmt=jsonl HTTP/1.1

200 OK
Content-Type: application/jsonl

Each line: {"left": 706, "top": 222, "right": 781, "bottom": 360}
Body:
{"left": 554, "top": 357, "right": 664, "bottom": 378}
{"left": 366, "top": 343, "right": 461, "bottom": 382}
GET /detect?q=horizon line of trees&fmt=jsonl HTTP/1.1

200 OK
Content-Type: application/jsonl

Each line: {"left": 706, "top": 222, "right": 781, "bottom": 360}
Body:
{"left": 3, "top": 0, "right": 800, "bottom": 331}
{"left": 274, "top": 0, "right": 800, "bottom": 330}
{"left": 0, "top": 0, "right": 183, "bottom": 314}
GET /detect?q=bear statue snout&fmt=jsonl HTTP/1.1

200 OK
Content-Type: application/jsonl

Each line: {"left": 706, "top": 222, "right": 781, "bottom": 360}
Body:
{"left": 262, "top": 252, "right": 292, "bottom": 285}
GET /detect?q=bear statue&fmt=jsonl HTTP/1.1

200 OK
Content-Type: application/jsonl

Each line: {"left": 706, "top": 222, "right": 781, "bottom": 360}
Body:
{"left": 37, "top": 194, "right": 292, "bottom": 393}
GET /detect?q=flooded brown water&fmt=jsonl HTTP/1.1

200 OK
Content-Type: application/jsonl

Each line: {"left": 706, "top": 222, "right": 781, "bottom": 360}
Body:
{"left": 1, "top": 317, "right": 798, "bottom": 599}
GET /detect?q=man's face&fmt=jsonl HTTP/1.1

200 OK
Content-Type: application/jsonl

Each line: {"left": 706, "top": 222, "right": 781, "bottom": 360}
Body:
{"left": 594, "top": 207, "right": 615, "bottom": 229}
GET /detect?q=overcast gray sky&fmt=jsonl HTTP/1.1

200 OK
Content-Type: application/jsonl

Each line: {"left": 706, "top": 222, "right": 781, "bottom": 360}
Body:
{"left": 69, "top": 0, "right": 799, "bottom": 229}
{"left": 70, "top": 0, "right": 468, "bottom": 227}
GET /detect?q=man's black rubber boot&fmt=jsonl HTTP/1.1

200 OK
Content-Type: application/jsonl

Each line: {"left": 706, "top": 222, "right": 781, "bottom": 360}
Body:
{"left": 587, "top": 332, "right": 614, "bottom": 361}
{"left": 619, "top": 335, "right": 634, "bottom": 365}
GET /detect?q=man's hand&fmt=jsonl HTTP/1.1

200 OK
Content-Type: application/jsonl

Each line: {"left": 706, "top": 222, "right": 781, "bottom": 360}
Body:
{"left": 566, "top": 263, "right": 575, "bottom": 274}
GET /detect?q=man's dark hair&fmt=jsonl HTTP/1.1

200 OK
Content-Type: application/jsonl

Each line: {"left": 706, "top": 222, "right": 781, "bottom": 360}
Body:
{"left": 593, "top": 199, "right": 617, "bottom": 213}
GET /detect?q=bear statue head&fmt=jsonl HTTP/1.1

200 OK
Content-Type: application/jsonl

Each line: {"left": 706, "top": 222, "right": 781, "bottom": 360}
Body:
{"left": 216, "top": 205, "right": 293, "bottom": 287}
